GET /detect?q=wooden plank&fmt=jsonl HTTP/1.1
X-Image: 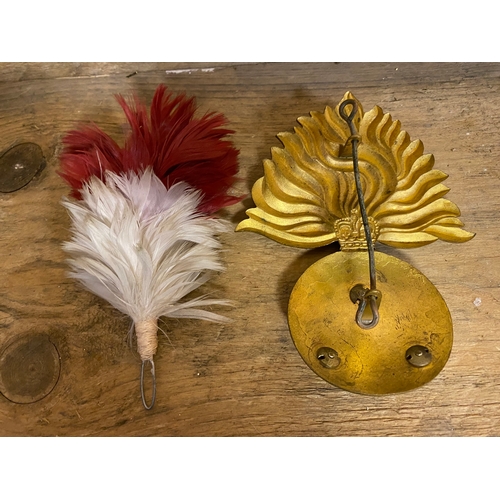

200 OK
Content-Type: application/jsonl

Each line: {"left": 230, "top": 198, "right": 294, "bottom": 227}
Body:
{"left": 0, "top": 62, "right": 498, "bottom": 436}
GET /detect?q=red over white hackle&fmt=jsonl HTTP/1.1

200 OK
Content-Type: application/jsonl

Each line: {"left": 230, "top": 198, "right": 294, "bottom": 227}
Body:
{"left": 59, "top": 85, "right": 241, "bottom": 408}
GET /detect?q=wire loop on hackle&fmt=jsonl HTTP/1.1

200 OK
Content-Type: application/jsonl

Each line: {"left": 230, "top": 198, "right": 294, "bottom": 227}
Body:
{"left": 140, "top": 359, "right": 156, "bottom": 410}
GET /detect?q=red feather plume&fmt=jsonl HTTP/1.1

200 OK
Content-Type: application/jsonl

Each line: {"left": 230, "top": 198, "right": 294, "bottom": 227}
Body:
{"left": 59, "top": 85, "right": 241, "bottom": 213}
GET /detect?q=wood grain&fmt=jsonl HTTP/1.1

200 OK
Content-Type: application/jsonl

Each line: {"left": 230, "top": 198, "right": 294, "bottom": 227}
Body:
{"left": 0, "top": 62, "right": 498, "bottom": 436}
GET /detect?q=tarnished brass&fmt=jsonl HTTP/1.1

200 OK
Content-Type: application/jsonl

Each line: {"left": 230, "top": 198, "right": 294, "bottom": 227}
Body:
{"left": 236, "top": 92, "right": 474, "bottom": 394}
{"left": 236, "top": 92, "right": 474, "bottom": 249}
{"left": 316, "top": 347, "right": 341, "bottom": 369}
{"left": 406, "top": 345, "right": 433, "bottom": 368}
{"left": 288, "top": 251, "right": 452, "bottom": 394}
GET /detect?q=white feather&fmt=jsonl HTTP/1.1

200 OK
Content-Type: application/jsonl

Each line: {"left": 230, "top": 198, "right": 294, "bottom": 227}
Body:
{"left": 62, "top": 169, "right": 231, "bottom": 326}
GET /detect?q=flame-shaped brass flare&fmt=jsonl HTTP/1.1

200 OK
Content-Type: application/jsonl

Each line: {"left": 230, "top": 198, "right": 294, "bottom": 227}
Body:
{"left": 237, "top": 92, "right": 473, "bottom": 249}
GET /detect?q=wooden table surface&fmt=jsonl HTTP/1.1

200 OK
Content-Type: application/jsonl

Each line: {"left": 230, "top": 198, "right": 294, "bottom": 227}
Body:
{"left": 0, "top": 62, "right": 497, "bottom": 436}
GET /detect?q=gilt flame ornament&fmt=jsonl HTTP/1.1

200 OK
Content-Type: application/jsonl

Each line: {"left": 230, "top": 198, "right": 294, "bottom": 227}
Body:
{"left": 237, "top": 92, "right": 474, "bottom": 395}
{"left": 237, "top": 92, "right": 473, "bottom": 249}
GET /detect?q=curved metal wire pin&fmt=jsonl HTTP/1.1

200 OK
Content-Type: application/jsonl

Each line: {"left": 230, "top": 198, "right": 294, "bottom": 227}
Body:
{"left": 355, "top": 291, "right": 381, "bottom": 329}
{"left": 140, "top": 359, "right": 156, "bottom": 410}
{"left": 339, "top": 99, "right": 381, "bottom": 329}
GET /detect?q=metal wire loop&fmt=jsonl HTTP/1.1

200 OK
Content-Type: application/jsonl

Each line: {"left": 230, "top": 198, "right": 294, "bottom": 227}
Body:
{"left": 339, "top": 99, "right": 358, "bottom": 124}
{"left": 140, "top": 359, "right": 156, "bottom": 410}
{"left": 339, "top": 99, "right": 381, "bottom": 329}
{"left": 355, "top": 292, "right": 381, "bottom": 329}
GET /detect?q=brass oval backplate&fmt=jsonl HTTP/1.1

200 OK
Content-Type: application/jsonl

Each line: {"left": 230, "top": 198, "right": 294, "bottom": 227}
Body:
{"left": 288, "top": 251, "right": 452, "bottom": 394}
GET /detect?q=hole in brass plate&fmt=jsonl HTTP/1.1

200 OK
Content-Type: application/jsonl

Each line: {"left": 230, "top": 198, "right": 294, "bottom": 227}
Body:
{"left": 349, "top": 283, "right": 366, "bottom": 304}
{"left": 316, "top": 347, "right": 340, "bottom": 369}
{"left": 405, "top": 345, "right": 432, "bottom": 368}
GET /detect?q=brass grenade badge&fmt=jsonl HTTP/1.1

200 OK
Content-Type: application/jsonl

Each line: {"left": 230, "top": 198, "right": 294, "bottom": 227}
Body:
{"left": 236, "top": 92, "right": 474, "bottom": 395}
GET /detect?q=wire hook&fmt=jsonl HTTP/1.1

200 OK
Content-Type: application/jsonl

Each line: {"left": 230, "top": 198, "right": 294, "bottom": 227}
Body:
{"left": 140, "top": 359, "right": 156, "bottom": 410}
{"left": 339, "top": 99, "right": 381, "bottom": 329}
{"left": 355, "top": 291, "right": 381, "bottom": 329}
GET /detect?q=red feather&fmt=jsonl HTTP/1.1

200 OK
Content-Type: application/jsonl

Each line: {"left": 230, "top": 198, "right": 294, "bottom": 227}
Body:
{"left": 59, "top": 85, "right": 241, "bottom": 213}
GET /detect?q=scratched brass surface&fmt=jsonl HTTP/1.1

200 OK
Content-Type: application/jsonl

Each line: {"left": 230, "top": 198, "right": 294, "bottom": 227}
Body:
{"left": 288, "top": 251, "right": 453, "bottom": 394}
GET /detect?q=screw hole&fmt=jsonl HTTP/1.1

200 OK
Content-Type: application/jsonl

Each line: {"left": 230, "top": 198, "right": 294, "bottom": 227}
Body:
{"left": 316, "top": 347, "right": 340, "bottom": 369}
{"left": 405, "top": 345, "right": 432, "bottom": 367}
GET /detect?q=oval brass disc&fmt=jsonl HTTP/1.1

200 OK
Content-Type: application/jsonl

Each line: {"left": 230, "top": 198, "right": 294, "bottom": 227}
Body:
{"left": 288, "top": 251, "right": 452, "bottom": 394}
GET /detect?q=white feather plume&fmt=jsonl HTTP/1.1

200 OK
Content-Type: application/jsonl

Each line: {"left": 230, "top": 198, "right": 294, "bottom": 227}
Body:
{"left": 62, "top": 168, "right": 231, "bottom": 327}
